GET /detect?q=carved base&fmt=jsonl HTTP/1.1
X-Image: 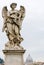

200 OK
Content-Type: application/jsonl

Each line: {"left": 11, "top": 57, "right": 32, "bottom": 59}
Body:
{"left": 3, "top": 49, "right": 25, "bottom": 65}
{"left": 3, "top": 41, "right": 26, "bottom": 65}
{"left": 5, "top": 41, "right": 24, "bottom": 50}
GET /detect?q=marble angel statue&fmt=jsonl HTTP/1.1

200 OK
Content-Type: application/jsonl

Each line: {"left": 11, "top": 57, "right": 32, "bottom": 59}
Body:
{"left": 2, "top": 3, "right": 25, "bottom": 46}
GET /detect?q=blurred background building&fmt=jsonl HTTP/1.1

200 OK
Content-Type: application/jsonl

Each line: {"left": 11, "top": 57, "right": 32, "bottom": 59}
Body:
{"left": 25, "top": 54, "right": 33, "bottom": 65}
{"left": 25, "top": 54, "right": 44, "bottom": 65}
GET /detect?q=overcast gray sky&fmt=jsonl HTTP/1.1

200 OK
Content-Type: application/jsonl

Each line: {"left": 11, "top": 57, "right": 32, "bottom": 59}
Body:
{"left": 0, "top": 0, "right": 44, "bottom": 62}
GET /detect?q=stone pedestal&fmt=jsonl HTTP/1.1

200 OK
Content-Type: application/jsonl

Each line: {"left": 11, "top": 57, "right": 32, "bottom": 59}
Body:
{"left": 3, "top": 48, "right": 25, "bottom": 65}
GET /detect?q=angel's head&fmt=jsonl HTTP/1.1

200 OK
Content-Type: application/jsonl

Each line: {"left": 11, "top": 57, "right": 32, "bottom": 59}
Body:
{"left": 10, "top": 3, "right": 17, "bottom": 10}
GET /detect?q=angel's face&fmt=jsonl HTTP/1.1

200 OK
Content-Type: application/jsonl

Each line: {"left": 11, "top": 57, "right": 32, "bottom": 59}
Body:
{"left": 11, "top": 5, "right": 17, "bottom": 9}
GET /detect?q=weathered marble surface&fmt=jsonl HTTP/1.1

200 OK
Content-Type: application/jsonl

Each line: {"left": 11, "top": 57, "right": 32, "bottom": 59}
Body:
{"left": 2, "top": 3, "right": 25, "bottom": 49}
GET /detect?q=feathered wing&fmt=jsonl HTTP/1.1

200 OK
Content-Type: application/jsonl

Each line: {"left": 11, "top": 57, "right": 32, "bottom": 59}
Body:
{"left": 2, "top": 6, "right": 8, "bottom": 18}
{"left": 17, "top": 6, "right": 25, "bottom": 30}
{"left": 2, "top": 6, "right": 8, "bottom": 32}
